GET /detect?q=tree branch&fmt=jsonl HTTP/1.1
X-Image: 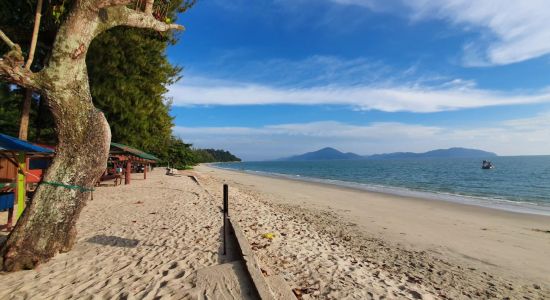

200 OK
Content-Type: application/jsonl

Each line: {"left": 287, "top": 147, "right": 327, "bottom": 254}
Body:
{"left": 102, "top": 6, "right": 184, "bottom": 32}
{"left": 0, "top": 58, "right": 42, "bottom": 90}
{"left": 0, "top": 29, "right": 17, "bottom": 50}
{"left": 25, "top": 0, "right": 44, "bottom": 70}
{"left": 94, "top": 0, "right": 134, "bottom": 10}
{"left": 0, "top": 29, "right": 41, "bottom": 89}
{"left": 144, "top": 0, "right": 154, "bottom": 15}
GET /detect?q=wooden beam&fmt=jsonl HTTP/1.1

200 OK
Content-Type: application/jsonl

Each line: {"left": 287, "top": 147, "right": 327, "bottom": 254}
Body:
{"left": 125, "top": 160, "right": 131, "bottom": 185}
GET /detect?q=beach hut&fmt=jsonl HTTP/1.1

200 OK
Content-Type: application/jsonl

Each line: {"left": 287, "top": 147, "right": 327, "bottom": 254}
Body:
{"left": 107, "top": 142, "right": 159, "bottom": 185}
{"left": 0, "top": 133, "right": 54, "bottom": 229}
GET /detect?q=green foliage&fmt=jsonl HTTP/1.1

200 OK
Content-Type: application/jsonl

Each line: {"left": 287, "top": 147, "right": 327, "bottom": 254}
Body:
{"left": 87, "top": 26, "right": 179, "bottom": 157}
{"left": 85, "top": 1, "right": 196, "bottom": 165}
{"left": 163, "top": 136, "right": 195, "bottom": 169}
{"left": 192, "top": 149, "right": 214, "bottom": 163}
{"left": 0, "top": 0, "right": 67, "bottom": 71}
{"left": 0, "top": 0, "right": 65, "bottom": 143}
{"left": 0, "top": 84, "right": 22, "bottom": 137}
{"left": 158, "top": 137, "right": 242, "bottom": 169}
{"left": 0, "top": 0, "right": 241, "bottom": 168}
{"left": 193, "top": 149, "right": 241, "bottom": 163}
{"left": 0, "top": 84, "right": 56, "bottom": 143}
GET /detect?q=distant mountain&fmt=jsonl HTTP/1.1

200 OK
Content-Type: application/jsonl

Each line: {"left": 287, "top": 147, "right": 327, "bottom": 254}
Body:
{"left": 367, "top": 147, "right": 497, "bottom": 159}
{"left": 279, "top": 147, "right": 363, "bottom": 161}
{"left": 277, "top": 147, "right": 497, "bottom": 162}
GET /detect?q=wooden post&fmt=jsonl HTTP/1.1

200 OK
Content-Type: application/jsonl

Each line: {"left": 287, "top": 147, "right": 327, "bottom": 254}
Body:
{"left": 223, "top": 184, "right": 228, "bottom": 255}
{"left": 18, "top": 90, "right": 32, "bottom": 141}
{"left": 16, "top": 153, "right": 26, "bottom": 219}
{"left": 144, "top": 163, "right": 147, "bottom": 180}
{"left": 125, "top": 160, "right": 131, "bottom": 185}
{"left": 7, "top": 207, "right": 14, "bottom": 229}
{"left": 223, "top": 184, "right": 228, "bottom": 215}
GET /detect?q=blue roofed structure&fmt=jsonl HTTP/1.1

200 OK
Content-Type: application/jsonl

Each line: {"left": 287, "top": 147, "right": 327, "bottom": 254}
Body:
{"left": 0, "top": 133, "right": 54, "bottom": 226}
{"left": 0, "top": 133, "right": 54, "bottom": 154}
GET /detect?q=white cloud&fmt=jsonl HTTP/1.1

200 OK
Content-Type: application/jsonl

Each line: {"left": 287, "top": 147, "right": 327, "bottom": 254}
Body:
{"left": 174, "top": 114, "right": 550, "bottom": 160}
{"left": 325, "top": 0, "right": 550, "bottom": 65}
{"left": 186, "top": 55, "right": 396, "bottom": 88}
{"left": 407, "top": 0, "right": 550, "bottom": 65}
{"left": 168, "top": 77, "right": 550, "bottom": 113}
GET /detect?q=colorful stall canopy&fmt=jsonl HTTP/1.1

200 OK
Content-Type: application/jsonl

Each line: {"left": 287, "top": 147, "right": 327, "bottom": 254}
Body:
{"left": 0, "top": 133, "right": 54, "bottom": 225}
{"left": 0, "top": 133, "right": 54, "bottom": 154}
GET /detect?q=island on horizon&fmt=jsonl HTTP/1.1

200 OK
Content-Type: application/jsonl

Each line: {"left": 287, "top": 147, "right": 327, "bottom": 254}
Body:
{"left": 276, "top": 146, "right": 498, "bottom": 161}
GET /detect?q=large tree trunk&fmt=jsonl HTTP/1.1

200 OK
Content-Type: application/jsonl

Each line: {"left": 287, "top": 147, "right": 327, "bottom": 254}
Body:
{"left": 1, "top": 98, "right": 110, "bottom": 271}
{"left": 0, "top": 0, "right": 183, "bottom": 271}
{"left": 1, "top": 6, "right": 111, "bottom": 268}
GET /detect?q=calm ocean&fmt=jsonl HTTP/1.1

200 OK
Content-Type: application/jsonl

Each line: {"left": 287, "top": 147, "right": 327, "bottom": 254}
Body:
{"left": 215, "top": 156, "right": 550, "bottom": 216}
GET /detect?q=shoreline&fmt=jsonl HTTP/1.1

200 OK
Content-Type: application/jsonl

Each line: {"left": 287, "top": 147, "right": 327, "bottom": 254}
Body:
{"left": 0, "top": 167, "right": 548, "bottom": 298}
{"left": 198, "top": 164, "right": 550, "bottom": 287}
{"left": 211, "top": 163, "right": 550, "bottom": 217}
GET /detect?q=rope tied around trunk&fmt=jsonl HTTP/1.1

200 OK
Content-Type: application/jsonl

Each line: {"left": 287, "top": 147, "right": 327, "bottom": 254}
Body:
{"left": 41, "top": 181, "right": 95, "bottom": 192}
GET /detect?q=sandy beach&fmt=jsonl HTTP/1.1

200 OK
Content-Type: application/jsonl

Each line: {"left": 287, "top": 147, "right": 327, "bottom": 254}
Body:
{"left": 196, "top": 165, "right": 550, "bottom": 299}
{"left": 4, "top": 0, "right": 550, "bottom": 299}
{"left": 0, "top": 169, "right": 228, "bottom": 299}
{"left": 0, "top": 166, "right": 549, "bottom": 299}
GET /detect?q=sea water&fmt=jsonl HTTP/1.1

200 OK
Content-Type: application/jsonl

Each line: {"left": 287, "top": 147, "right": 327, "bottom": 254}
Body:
{"left": 215, "top": 156, "right": 550, "bottom": 216}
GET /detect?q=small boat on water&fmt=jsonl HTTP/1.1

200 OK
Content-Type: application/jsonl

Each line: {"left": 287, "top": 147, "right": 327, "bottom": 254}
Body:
{"left": 481, "top": 160, "right": 494, "bottom": 169}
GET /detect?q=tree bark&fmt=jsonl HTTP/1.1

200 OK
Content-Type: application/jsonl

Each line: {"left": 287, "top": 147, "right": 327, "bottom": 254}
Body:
{"left": 18, "top": 90, "right": 33, "bottom": 141}
{"left": 1, "top": 4, "right": 111, "bottom": 270}
{"left": 144, "top": 0, "right": 154, "bottom": 14}
{"left": 2, "top": 100, "right": 110, "bottom": 271}
{"left": 0, "top": 0, "right": 183, "bottom": 271}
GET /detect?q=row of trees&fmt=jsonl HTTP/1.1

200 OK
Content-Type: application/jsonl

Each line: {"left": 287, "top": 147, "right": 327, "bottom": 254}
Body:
{"left": 0, "top": 0, "right": 236, "bottom": 271}
{"left": 163, "top": 138, "right": 241, "bottom": 169}
{"left": 0, "top": 1, "right": 239, "bottom": 170}
{"left": 195, "top": 149, "right": 241, "bottom": 163}
{"left": 0, "top": 83, "right": 241, "bottom": 167}
{"left": 0, "top": 84, "right": 241, "bottom": 168}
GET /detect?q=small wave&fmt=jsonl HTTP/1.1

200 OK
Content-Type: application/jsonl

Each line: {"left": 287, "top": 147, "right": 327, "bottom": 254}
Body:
{"left": 212, "top": 163, "right": 550, "bottom": 217}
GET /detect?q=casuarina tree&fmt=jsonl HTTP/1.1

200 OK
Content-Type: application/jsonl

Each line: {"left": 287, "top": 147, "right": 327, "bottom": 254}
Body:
{"left": 0, "top": 0, "right": 185, "bottom": 271}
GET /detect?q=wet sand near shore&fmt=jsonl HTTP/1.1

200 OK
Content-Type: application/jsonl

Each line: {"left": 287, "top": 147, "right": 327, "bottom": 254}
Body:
{"left": 197, "top": 165, "right": 550, "bottom": 299}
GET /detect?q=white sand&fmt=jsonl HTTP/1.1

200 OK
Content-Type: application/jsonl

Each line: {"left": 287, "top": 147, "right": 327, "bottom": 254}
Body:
{"left": 1, "top": 165, "right": 549, "bottom": 299}
{"left": 0, "top": 170, "right": 225, "bottom": 299}
{"left": 196, "top": 165, "right": 550, "bottom": 299}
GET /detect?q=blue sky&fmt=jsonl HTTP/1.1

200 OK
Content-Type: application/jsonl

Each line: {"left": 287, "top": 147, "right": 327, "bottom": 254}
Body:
{"left": 167, "top": 0, "right": 550, "bottom": 160}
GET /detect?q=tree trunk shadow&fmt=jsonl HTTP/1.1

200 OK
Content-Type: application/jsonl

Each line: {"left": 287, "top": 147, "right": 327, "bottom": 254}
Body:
{"left": 86, "top": 235, "right": 139, "bottom": 248}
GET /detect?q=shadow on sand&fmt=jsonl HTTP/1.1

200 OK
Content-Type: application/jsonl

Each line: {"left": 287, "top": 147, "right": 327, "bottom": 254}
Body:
{"left": 86, "top": 235, "right": 139, "bottom": 248}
